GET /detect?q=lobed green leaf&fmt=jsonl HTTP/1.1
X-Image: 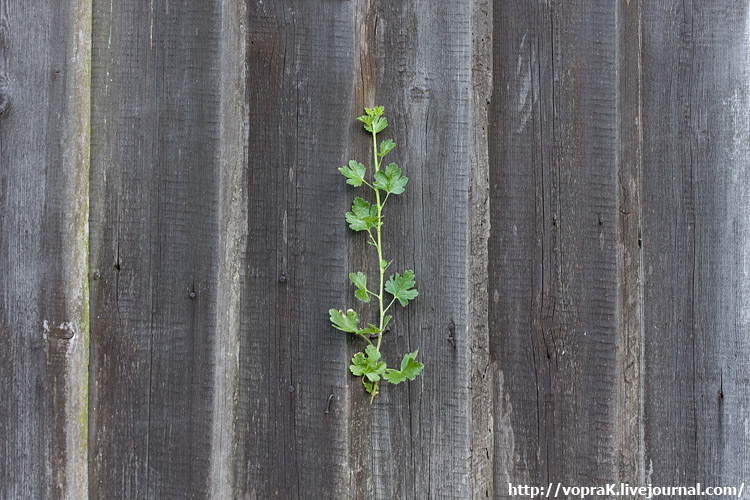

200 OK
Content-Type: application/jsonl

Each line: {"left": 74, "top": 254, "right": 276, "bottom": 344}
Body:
{"left": 349, "top": 271, "right": 370, "bottom": 303}
{"left": 356, "top": 324, "right": 380, "bottom": 336}
{"left": 374, "top": 163, "right": 408, "bottom": 195}
{"left": 383, "top": 350, "right": 424, "bottom": 384}
{"left": 329, "top": 308, "right": 359, "bottom": 333}
{"left": 379, "top": 139, "right": 396, "bottom": 157}
{"left": 338, "top": 160, "right": 367, "bottom": 187}
{"left": 371, "top": 116, "right": 388, "bottom": 134}
{"left": 385, "top": 270, "right": 419, "bottom": 307}
{"left": 345, "top": 197, "right": 379, "bottom": 232}
{"left": 349, "top": 345, "right": 388, "bottom": 393}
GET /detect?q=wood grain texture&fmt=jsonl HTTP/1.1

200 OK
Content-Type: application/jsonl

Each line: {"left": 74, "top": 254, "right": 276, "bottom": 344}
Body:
{"left": 489, "top": 0, "right": 621, "bottom": 493}
{"left": 89, "top": 1, "right": 225, "bottom": 498}
{"left": 640, "top": 0, "right": 750, "bottom": 489}
{"left": 209, "top": 0, "right": 246, "bottom": 498}
{"left": 615, "top": 0, "right": 645, "bottom": 489}
{"left": 371, "top": 0, "right": 474, "bottom": 498}
{"left": 238, "top": 1, "right": 357, "bottom": 498}
{"left": 0, "top": 1, "right": 91, "bottom": 499}
{"left": 5, "top": 0, "right": 750, "bottom": 498}
{"left": 469, "top": 0, "right": 494, "bottom": 498}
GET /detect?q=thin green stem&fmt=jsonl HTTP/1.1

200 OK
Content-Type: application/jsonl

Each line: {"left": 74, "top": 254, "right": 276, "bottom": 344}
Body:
{"left": 373, "top": 129, "right": 385, "bottom": 351}
{"left": 372, "top": 129, "right": 385, "bottom": 402}
{"left": 383, "top": 297, "right": 397, "bottom": 316}
{"left": 382, "top": 192, "right": 390, "bottom": 208}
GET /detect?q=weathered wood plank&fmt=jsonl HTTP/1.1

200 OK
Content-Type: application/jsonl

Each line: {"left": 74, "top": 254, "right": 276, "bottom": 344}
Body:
{"left": 239, "top": 0, "right": 482, "bottom": 498}
{"left": 363, "top": 1, "right": 475, "bottom": 499}
{"left": 0, "top": 1, "right": 91, "bottom": 499}
{"left": 209, "top": 0, "right": 246, "bottom": 498}
{"left": 469, "top": 0, "right": 494, "bottom": 498}
{"left": 489, "top": 0, "right": 621, "bottom": 492}
{"left": 6, "top": 1, "right": 749, "bottom": 497}
{"left": 615, "top": 0, "right": 645, "bottom": 489}
{"left": 237, "top": 1, "right": 357, "bottom": 498}
{"left": 640, "top": 0, "right": 750, "bottom": 488}
{"left": 89, "top": 1, "right": 226, "bottom": 497}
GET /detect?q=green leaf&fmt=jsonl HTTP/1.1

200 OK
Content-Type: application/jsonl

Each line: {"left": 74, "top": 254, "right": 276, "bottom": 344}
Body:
{"left": 379, "top": 139, "right": 396, "bottom": 157}
{"left": 349, "top": 352, "right": 367, "bottom": 375}
{"left": 358, "top": 112, "right": 387, "bottom": 134}
{"left": 329, "top": 308, "right": 359, "bottom": 333}
{"left": 345, "top": 197, "right": 379, "bottom": 231}
{"left": 357, "top": 114, "right": 373, "bottom": 127}
{"left": 383, "top": 350, "right": 424, "bottom": 384}
{"left": 356, "top": 324, "right": 380, "bottom": 336}
{"left": 364, "top": 344, "right": 381, "bottom": 363}
{"left": 350, "top": 345, "right": 388, "bottom": 394}
{"left": 349, "top": 271, "right": 367, "bottom": 289}
{"left": 373, "top": 163, "right": 408, "bottom": 195}
{"left": 338, "top": 160, "right": 366, "bottom": 187}
{"left": 385, "top": 270, "right": 419, "bottom": 307}
{"left": 364, "top": 106, "right": 382, "bottom": 117}
{"left": 382, "top": 315, "right": 392, "bottom": 331}
{"left": 349, "top": 272, "right": 370, "bottom": 303}
{"left": 355, "top": 288, "right": 369, "bottom": 302}
{"left": 371, "top": 116, "right": 387, "bottom": 134}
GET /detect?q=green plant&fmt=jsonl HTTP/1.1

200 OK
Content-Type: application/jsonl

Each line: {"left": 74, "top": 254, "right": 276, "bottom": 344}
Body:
{"left": 329, "top": 106, "right": 423, "bottom": 402}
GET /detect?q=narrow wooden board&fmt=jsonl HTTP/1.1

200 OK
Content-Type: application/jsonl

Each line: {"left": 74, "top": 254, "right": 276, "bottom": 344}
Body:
{"left": 89, "top": 1, "right": 224, "bottom": 497}
{"left": 641, "top": 0, "right": 750, "bottom": 489}
{"left": 237, "top": 1, "right": 357, "bottom": 498}
{"left": 0, "top": 1, "right": 91, "bottom": 498}
{"left": 489, "top": 0, "right": 621, "bottom": 492}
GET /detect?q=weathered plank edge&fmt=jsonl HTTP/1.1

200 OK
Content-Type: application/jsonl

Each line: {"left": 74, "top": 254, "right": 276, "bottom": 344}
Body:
{"left": 65, "top": 0, "right": 92, "bottom": 498}
{"left": 209, "top": 0, "right": 247, "bottom": 498}
{"left": 615, "top": 0, "right": 645, "bottom": 489}
{"left": 468, "top": 0, "right": 494, "bottom": 498}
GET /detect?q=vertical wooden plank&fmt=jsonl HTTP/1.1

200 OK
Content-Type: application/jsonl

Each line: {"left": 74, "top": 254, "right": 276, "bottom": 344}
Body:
{"left": 89, "top": 1, "right": 226, "bottom": 497}
{"left": 641, "top": 0, "right": 750, "bottom": 488}
{"left": 489, "top": 0, "right": 621, "bottom": 492}
{"left": 237, "top": 1, "right": 357, "bottom": 498}
{"left": 0, "top": 1, "right": 90, "bottom": 498}
{"left": 370, "top": 1, "right": 473, "bottom": 498}
{"left": 615, "top": 0, "right": 645, "bottom": 489}
{"left": 469, "top": 0, "right": 494, "bottom": 498}
{"left": 209, "top": 0, "right": 246, "bottom": 498}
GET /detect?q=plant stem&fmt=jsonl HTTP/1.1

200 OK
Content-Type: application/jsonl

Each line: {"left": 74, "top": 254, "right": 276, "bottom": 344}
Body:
{"left": 372, "top": 130, "right": 385, "bottom": 352}
{"left": 372, "top": 129, "right": 384, "bottom": 402}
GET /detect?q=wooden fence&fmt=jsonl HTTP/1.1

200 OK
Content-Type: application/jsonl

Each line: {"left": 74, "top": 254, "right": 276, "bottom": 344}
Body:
{"left": 2, "top": 0, "right": 749, "bottom": 498}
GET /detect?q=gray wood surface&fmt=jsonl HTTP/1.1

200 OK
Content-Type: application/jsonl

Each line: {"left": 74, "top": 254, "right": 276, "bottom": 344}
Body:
{"left": 2, "top": 0, "right": 750, "bottom": 498}
{"left": 489, "top": 0, "right": 621, "bottom": 490}
{"left": 640, "top": 0, "right": 750, "bottom": 490}
{"left": 0, "top": 2, "right": 91, "bottom": 499}
{"left": 89, "top": 1, "right": 225, "bottom": 498}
